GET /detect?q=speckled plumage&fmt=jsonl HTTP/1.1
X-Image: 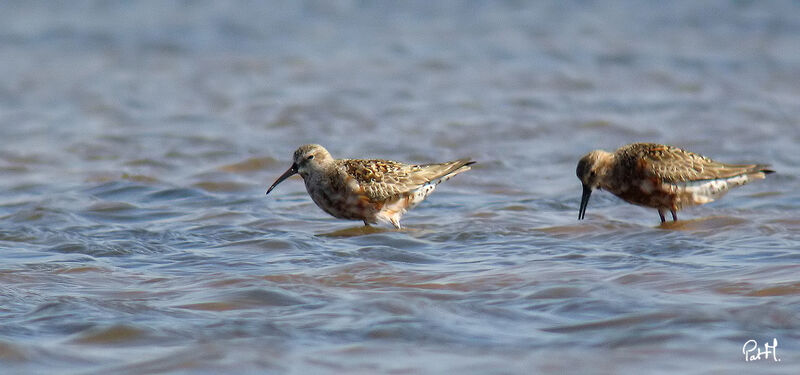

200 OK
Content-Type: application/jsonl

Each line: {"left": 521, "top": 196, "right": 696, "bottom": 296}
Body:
{"left": 576, "top": 143, "right": 774, "bottom": 223}
{"left": 266, "top": 144, "right": 475, "bottom": 228}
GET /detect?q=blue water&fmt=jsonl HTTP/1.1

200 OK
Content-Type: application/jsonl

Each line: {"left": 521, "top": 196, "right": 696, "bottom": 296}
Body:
{"left": 1, "top": 1, "right": 799, "bottom": 374}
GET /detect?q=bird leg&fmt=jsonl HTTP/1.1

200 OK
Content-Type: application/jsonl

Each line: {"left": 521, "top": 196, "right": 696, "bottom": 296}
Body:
{"left": 658, "top": 209, "right": 666, "bottom": 223}
{"left": 389, "top": 217, "right": 402, "bottom": 229}
{"left": 670, "top": 209, "right": 678, "bottom": 222}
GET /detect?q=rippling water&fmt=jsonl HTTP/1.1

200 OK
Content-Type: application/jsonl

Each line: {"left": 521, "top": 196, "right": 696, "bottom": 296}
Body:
{"left": 1, "top": 1, "right": 799, "bottom": 374}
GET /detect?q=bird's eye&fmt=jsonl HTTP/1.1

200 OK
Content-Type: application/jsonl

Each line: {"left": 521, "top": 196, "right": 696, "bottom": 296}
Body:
{"left": 306, "top": 155, "right": 314, "bottom": 160}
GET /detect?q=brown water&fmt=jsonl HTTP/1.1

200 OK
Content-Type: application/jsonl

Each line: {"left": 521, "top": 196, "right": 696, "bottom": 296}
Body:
{"left": 1, "top": 1, "right": 799, "bottom": 374}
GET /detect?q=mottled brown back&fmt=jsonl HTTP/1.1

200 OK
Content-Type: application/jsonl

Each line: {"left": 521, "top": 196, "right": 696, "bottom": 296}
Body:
{"left": 617, "top": 143, "right": 771, "bottom": 183}
{"left": 340, "top": 158, "right": 474, "bottom": 203}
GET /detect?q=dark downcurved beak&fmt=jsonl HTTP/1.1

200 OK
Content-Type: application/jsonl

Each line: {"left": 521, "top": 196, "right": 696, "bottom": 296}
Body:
{"left": 266, "top": 164, "right": 298, "bottom": 195}
{"left": 578, "top": 184, "right": 592, "bottom": 220}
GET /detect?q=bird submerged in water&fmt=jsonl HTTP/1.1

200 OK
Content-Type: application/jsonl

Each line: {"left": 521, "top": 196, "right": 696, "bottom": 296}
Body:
{"left": 576, "top": 142, "right": 774, "bottom": 223}
{"left": 266, "top": 144, "right": 475, "bottom": 229}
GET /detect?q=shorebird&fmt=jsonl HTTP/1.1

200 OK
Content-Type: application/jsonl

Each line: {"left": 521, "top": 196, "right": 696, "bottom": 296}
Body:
{"left": 266, "top": 144, "right": 475, "bottom": 228}
{"left": 576, "top": 143, "right": 774, "bottom": 223}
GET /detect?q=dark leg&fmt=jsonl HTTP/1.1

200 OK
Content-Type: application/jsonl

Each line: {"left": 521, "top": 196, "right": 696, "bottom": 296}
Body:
{"left": 363, "top": 220, "right": 370, "bottom": 226}
{"left": 658, "top": 209, "right": 666, "bottom": 223}
{"left": 670, "top": 209, "right": 678, "bottom": 222}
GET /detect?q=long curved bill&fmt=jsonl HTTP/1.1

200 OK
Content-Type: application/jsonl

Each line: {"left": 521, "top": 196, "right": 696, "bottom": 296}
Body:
{"left": 578, "top": 184, "right": 592, "bottom": 220}
{"left": 266, "top": 164, "right": 298, "bottom": 195}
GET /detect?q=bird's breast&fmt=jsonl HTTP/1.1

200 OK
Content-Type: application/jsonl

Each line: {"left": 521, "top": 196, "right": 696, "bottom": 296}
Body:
{"left": 605, "top": 177, "right": 677, "bottom": 209}
{"left": 305, "top": 176, "right": 378, "bottom": 220}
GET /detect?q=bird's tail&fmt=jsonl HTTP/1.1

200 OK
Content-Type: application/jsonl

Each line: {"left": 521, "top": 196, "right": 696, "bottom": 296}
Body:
{"left": 750, "top": 164, "right": 775, "bottom": 179}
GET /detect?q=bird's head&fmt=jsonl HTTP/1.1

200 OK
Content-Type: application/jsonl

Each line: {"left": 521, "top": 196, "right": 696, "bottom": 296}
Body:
{"left": 266, "top": 144, "right": 334, "bottom": 195}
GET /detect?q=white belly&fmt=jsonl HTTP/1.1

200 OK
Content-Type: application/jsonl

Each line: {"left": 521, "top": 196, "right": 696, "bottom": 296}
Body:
{"left": 666, "top": 174, "right": 752, "bottom": 205}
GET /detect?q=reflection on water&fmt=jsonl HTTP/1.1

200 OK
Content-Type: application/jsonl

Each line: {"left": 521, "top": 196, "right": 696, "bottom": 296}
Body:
{"left": 1, "top": 1, "right": 800, "bottom": 374}
{"left": 657, "top": 215, "right": 747, "bottom": 231}
{"left": 318, "top": 225, "right": 400, "bottom": 237}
